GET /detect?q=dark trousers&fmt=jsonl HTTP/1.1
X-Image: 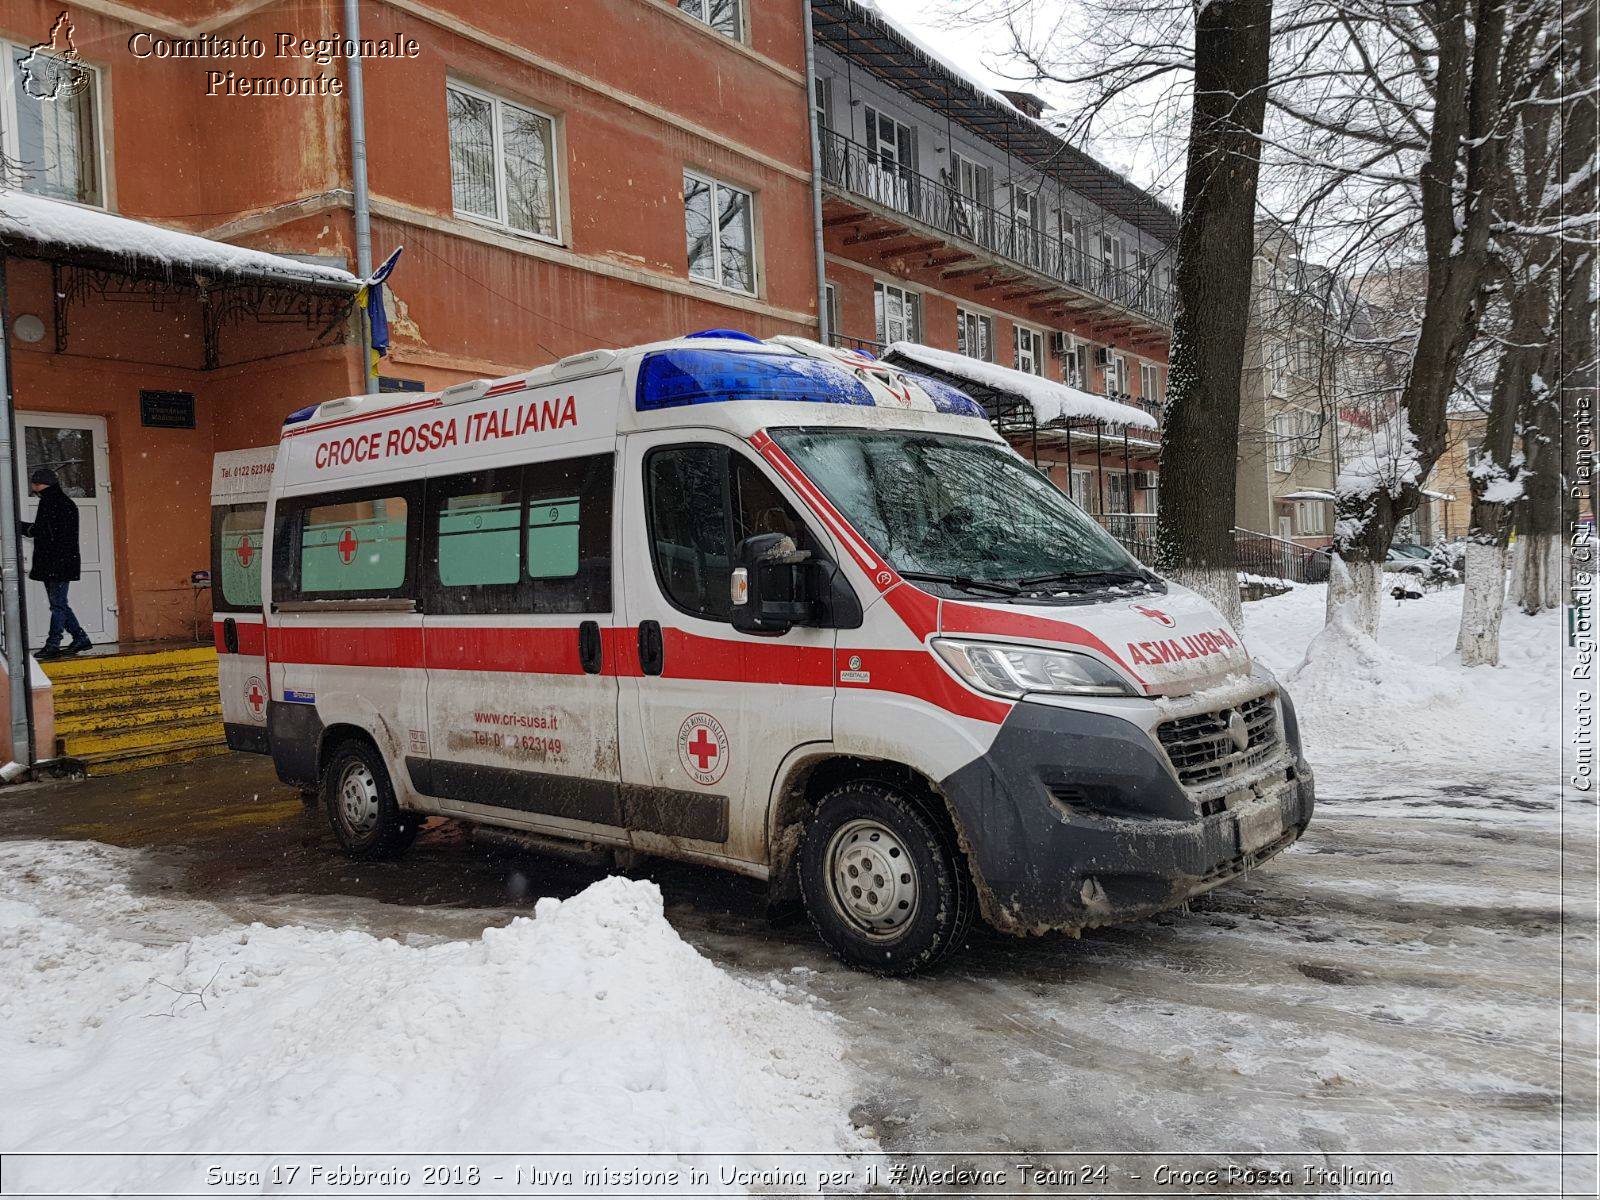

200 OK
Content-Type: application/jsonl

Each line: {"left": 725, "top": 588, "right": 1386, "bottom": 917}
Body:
{"left": 43, "top": 579, "right": 87, "bottom": 649}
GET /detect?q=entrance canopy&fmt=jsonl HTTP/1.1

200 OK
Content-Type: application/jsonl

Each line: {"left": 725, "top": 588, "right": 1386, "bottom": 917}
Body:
{"left": 879, "top": 342, "right": 1156, "bottom": 431}
{"left": 0, "top": 191, "right": 358, "bottom": 291}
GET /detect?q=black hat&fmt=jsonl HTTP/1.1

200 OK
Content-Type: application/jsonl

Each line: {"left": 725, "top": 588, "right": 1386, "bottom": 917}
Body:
{"left": 29, "top": 468, "right": 57, "bottom": 488}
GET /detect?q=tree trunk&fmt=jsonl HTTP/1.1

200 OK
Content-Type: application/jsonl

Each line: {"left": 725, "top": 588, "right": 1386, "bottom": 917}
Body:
{"left": 1154, "top": 0, "right": 1273, "bottom": 629}
{"left": 1513, "top": 369, "right": 1564, "bottom": 612}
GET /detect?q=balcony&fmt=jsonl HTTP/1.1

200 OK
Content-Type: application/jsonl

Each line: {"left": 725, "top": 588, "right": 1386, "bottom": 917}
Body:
{"left": 820, "top": 129, "right": 1173, "bottom": 329}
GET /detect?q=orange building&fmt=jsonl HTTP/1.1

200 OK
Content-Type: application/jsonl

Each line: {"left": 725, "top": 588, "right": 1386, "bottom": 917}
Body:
{"left": 0, "top": 0, "right": 819, "bottom": 653}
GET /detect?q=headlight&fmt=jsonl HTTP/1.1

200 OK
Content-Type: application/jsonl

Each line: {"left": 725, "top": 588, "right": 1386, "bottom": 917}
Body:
{"left": 931, "top": 638, "right": 1134, "bottom": 699}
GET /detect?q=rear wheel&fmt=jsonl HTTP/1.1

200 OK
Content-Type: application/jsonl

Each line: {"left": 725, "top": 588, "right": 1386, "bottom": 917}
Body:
{"left": 322, "top": 738, "right": 419, "bottom": 860}
{"left": 798, "top": 780, "right": 976, "bottom": 975}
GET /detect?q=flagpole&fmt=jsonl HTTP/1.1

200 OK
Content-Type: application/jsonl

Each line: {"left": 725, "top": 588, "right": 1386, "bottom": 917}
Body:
{"left": 344, "top": 0, "right": 376, "bottom": 394}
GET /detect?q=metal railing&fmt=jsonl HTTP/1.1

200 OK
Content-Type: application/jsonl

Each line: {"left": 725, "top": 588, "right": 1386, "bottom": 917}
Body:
{"left": 820, "top": 129, "right": 1173, "bottom": 326}
{"left": 1233, "top": 528, "right": 1331, "bottom": 584}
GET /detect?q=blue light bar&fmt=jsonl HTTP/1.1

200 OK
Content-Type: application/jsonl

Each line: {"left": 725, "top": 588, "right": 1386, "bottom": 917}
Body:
{"left": 283, "top": 404, "right": 319, "bottom": 425}
{"left": 637, "top": 349, "right": 874, "bottom": 411}
{"left": 684, "top": 328, "right": 764, "bottom": 343}
{"left": 899, "top": 371, "right": 987, "bottom": 418}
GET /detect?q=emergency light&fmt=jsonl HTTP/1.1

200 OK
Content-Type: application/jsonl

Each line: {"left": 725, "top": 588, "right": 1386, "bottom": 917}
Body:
{"left": 636, "top": 348, "right": 874, "bottom": 411}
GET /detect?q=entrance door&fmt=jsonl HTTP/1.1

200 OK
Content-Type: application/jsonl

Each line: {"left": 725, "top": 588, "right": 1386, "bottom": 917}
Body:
{"left": 15, "top": 413, "right": 117, "bottom": 647}
{"left": 617, "top": 432, "right": 836, "bottom": 867}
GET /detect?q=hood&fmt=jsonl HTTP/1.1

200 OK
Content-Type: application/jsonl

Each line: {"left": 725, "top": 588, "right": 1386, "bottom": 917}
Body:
{"left": 937, "top": 583, "right": 1251, "bottom": 698}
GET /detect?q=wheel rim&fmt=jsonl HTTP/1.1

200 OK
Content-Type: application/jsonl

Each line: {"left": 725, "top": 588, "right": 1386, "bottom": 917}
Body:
{"left": 337, "top": 759, "right": 380, "bottom": 835}
{"left": 824, "top": 817, "right": 919, "bottom": 937}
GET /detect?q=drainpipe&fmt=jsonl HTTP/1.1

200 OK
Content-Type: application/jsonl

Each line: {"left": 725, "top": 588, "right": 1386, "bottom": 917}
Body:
{"left": 802, "top": 0, "right": 829, "bottom": 344}
{"left": 344, "top": 0, "right": 376, "bottom": 393}
{"left": 0, "top": 256, "right": 35, "bottom": 767}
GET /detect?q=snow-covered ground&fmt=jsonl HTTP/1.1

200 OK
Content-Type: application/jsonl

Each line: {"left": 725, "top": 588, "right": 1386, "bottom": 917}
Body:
{"left": 0, "top": 583, "right": 1586, "bottom": 1195}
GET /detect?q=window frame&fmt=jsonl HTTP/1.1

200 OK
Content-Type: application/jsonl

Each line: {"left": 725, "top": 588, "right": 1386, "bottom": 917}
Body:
{"left": 445, "top": 77, "right": 563, "bottom": 245}
{"left": 1271, "top": 412, "right": 1296, "bottom": 473}
{"left": 683, "top": 169, "right": 758, "bottom": 296}
{"left": 272, "top": 481, "right": 423, "bottom": 606}
{"left": 0, "top": 38, "right": 106, "bottom": 209}
{"left": 1014, "top": 324, "right": 1043, "bottom": 375}
{"left": 874, "top": 280, "right": 921, "bottom": 344}
{"left": 956, "top": 307, "right": 994, "bottom": 362}
{"left": 677, "top": 0, "right": 744, "bottom": 41}
{"left": 211, "top": 502, "right": 268, "bottom": 615}
{"left": 421, "top": 453, "right": 615, "bottom": 616}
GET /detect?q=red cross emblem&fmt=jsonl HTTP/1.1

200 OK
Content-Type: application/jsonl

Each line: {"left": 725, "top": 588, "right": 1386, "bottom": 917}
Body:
{"left": 336, "top": 527, "right": 359, "bottom": 564}
{"left": 235, "top": 535, "right": 255, "bottom": 568}
{"left": 677, "top": 712, "right": 729, "bottom": 786}
{"left": 244, "top": 675, "right": 266, "bottom": 719}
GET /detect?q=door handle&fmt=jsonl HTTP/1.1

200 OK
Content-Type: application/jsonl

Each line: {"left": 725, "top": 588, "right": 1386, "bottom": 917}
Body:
{"left": 638, "top": 620, "right": 664, "bottom": 676}
{"left": 577, "top": 620, "right": 602, "bottom": 674}
{"left": 222, "top": 617, "right": 239, "bottom": 654}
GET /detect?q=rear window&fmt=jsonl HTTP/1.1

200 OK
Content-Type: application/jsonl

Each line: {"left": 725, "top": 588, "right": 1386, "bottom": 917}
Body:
{"left": 212, "top": 503, "right": 265, "bottom": 611}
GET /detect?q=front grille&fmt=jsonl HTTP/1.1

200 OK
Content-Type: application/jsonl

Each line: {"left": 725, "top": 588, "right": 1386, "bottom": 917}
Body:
{"left": 1156, "top": 693, "right": 1280, "bottom": 788}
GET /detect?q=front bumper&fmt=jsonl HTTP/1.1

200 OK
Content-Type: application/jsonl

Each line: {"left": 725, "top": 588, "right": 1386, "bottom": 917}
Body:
{"left": 938, "top": 685, "right": 1315, "bottom": 936}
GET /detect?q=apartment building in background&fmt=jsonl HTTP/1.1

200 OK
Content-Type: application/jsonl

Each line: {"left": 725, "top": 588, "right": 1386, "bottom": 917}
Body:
{"left": 0, "top": 0, "right": 818, "bottom": 650}
{"left": 810, "top": 0, "right": 1174, "bottom": 524}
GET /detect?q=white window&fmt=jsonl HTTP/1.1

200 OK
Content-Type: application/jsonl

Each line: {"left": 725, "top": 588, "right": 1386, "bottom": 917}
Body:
{"left": 1, "top": 38, "right": 102, "bottom": 206}
{"left": 447, "top": 82, "right": 559, "bottom": 240}
{"left": 823, "top": 282, "right": 839, "bottom": 342}
{"left": 1014, "top": 325, "right": 1043, "bottom": 375}
{"left": 874, "top": 281, "right": 920, "bottom": 344}
{"left": 1070, "top": 468, "right": 1094, "bottom": 508}
{"left": 956, "top": 308, "right": 993, "bottom": 362}
{"left": 863, "top": 106, "right": 915, "bottom": 212}
{"left": 1139, "top": 362, "right": 1162, "bottom": 405}
{"left": 1107, "top": 472, "right": 1131, "bottom": 514}
{"left": 1063, "top": 341, "right": 1090, "bottom": 390}
{"left": 1294, "top": 499, "right": 1327, "bottom": 535}
{"left": 1106, "top": 353, "right": 1127, "bottom": 395}
{"left": 813, "top": 75, "right": 832, "bottom": 132}
{"left": 951, "top": 152, "right": 992, "bottom": 205}
{"left": 1271, "top": 412, "right": 1296, "bottom": 472}
{"left": 684, "top": 171, "right": 755, "bottom": 294}
{"left": 678, "top": 0, "right": 742, "bottom": 39}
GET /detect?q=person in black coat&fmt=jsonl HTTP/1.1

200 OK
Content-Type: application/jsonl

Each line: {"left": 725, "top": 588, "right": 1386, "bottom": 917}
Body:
{"left": 19, "top": 467, "right": 89, "bottom": 660}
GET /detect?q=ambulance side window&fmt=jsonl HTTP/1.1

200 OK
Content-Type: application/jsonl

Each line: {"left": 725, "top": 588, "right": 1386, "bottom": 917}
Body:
{"left": 422, "top": 454, "right": 613, "bottom": 616}
{"left": 273, "top": 484, "right": 419, "bottom": 602}
{"left": 644, "top": 445, "right": 810, "bottom": 622}
{"left": 212, "top": 503, "right": 266, "bottom": 612}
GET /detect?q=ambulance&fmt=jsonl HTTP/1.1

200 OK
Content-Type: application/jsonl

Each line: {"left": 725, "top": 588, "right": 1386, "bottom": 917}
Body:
{"left": 212, "top": 331, "right": 1314, "bottom": 974}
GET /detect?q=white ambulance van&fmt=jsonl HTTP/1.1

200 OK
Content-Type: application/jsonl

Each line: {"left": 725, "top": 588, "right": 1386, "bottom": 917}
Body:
{"left": 215, "top": 331, "right": 1313, "bottom": 974}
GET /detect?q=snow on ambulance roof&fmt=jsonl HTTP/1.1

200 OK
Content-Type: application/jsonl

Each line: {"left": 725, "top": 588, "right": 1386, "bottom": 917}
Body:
{"left": 0, "top": 190, "right": 358, "bottom": 290}
{"left": 881, "top": 341, "right": 1158, "bottom": 430}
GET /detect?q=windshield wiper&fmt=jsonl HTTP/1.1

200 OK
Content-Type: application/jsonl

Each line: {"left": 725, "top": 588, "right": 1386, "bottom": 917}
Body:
{"left": 1014, "top": 567, "right": 1154, "bottom": 590}
{"left": 899, "top": 570, "right": 1021, "bottom": 596}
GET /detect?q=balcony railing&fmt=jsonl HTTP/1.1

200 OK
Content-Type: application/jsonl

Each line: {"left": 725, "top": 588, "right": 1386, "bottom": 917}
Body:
{"left": 820, "top": 129, "right": 1173, "bottom": 327}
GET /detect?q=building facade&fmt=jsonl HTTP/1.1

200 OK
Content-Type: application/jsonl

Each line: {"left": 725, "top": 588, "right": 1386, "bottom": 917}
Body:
{"left": 810, "top": 0, "right": 1173, "bottom": 529}
{"left": 0, "top": 0, "right": 820, "bottom": 647}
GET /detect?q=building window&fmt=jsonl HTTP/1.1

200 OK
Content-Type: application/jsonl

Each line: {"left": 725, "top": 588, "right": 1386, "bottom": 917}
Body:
{"left": 1063, "top": 341, "right": 1090, "bottom": 390}
{"left": 684, "top": 171, "right": 755, "bottom": 294}
{"left": 1107, "top": 472, "right": 1131, "bottom": 514}
{"left": 824, "top": 282, "right": 839, "bottom": 342}
{"left": 678, "top": 0, "right": 742, "bottom": 39}
{"left": 874, "top": 281, "right": 921, "bottom": 344}
{"left": 1, "top": 40, "right": 102, "bottom": 205}
{"left": 1106, "top": 353, "right": 1127, "bottom": 396}
{"left": 447, "top": 82, "right": 559, "bottom": 240}
{"left": 1294, "top": 499, "right": 1327, "bottom": 536}
{"left": 1014, "top": 325, "right": 1043, "bottom": 375}
{"left": 956, "top": 308, "right": 993, "bottom": 362}
{"left": 1271, "top": 412, "right": 1296, "bottom": 472}
{"left": 1139, "top": 362, "right": 1162, "bottom": 404}
{"left": 813, "top": 76, "right": 832, "bottom": 132}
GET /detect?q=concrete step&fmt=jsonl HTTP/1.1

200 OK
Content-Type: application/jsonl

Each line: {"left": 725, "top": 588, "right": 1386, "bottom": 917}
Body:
{"left": 76, "top": 736, "right": 231, "bottom": 776}
{"left": 41, "top": 645, "right": 217, "bottom": 684}
{"left": 49, "top": 662, "right": 220, "bottom": 702}
{"left": 51, "top": 674, "right": 222, "bottom": 716}
{"left": 55, "top": 697, "right": 222, "bottom": 738}
{"left": 58, "top": 715, "right": 225, "bottom": 760}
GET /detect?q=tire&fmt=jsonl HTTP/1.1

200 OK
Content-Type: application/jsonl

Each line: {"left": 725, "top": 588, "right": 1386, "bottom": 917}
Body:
{"left": 798, "top": 780, "right": 976, "bottom": 975}
{"left": 321, "top": 738, "right": 420, "bottom": 861}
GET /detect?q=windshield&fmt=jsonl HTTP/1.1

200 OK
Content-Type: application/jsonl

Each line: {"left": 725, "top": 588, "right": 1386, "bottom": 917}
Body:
{"left": 771, "top": 427, "right": 1147, "bottom": 600}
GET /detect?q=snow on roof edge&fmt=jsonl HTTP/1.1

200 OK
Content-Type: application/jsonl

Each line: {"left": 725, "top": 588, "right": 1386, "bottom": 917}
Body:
{"left": 0, "top": 191, "right": 358, "bottom": 290}
{"left": 882, "top": 341, "right": 1158, "bottom": 429}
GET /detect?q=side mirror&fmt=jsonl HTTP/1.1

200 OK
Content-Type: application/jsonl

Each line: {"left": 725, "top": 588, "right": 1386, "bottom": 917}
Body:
{"left": 730, "top": 533, "right": 816, "bottom": 635}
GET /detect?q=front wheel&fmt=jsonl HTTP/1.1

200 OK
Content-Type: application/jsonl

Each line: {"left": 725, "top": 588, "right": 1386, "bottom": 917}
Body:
{"left": 322, "top": 738, "right": 420, "bottom": 860}
{"left": 798, "top": 781, "right": 976, "bottom": 975}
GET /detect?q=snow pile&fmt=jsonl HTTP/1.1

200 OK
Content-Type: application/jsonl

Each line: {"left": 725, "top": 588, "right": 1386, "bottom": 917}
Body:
{"left": 0, "top": 843, "right": 867, "bottom": 1170}
{"left": 882, "top": 342, "right": 1157, "bottom": 428}
{"left": 0, "top": 190, "right": 357, "bottom": 288}
{"left": 1246, "top": 585, "right": 1561, "bottom": 768}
